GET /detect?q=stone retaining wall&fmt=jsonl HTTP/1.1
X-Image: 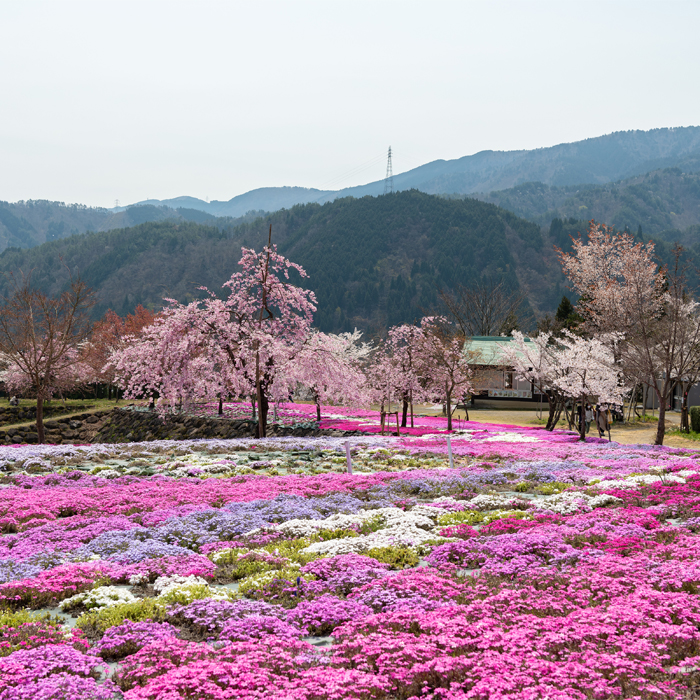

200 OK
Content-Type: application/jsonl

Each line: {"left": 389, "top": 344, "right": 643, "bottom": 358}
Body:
{"left": 93, "top": 408, "right": 362, "bottom": 443}
{"left": 0, "top": 407, "right": 363, "bottom": 445}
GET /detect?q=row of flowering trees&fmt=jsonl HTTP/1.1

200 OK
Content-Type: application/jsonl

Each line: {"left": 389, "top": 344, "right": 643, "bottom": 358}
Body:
{"left": 0, "top": 244, "right": 474, "bottom": 442}
{"left": 499, "top": 222, "right": 700, "bottom": 444}
{"left": 4, "top": 221, "right": 697, "bottom": 445}
{"left": 0, "top": 274, "right": 156, "bottom": 443}
{"left": 108, "top": 242, "right": 473, "bottom": 436}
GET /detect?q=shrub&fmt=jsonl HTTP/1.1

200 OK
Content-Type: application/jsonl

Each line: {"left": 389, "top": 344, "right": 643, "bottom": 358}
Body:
{"left": 95, "top": 619, "right": 179, "bottom": 660}
{"left": 691, "top": 406, "right": 700, "bottom": 433}
{"left": 365, "top": 546, "right": 419, "bottom": 569}
{"left": 0, "top": 620, "right": 89, "bottom": 656}
{"left": 436, "top": 510, "right": 485, "bottom": 527}
{"left": 77, "top": 598, "right": 167, "bottom": 637}
{"left": 535, "top": 482, "right": 570, "bottom": 495}
{"left": 157, "top": 580, "right": 232, "bottom": 606}
{"left": 210, "top": 549, "right": 288, "bottom": 581}
{"left": 357, "top": 514, "right": 385, "bottom": 535}
{"left": 260, "top": 538, "right": 322, "bottom": 566}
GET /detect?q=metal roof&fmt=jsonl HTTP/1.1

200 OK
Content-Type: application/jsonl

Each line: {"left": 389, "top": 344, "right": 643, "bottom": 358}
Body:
{"left": 463, "top": 336, "right": 533, "bottom": 366}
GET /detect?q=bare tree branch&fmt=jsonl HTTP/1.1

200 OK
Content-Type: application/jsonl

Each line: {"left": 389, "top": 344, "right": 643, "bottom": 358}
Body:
{"left": 0, "top": 273, "right": 96, "bottom": 443}
{"left": 439, "top": 277, "right": 530, "bottom": 337}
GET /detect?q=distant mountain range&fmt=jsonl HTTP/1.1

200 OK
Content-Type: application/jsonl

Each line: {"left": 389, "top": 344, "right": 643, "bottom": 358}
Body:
{"left": 128, "top": 126, "right": 700, "bottom": 217}
{"left": 6, "top": 126, "right": 700, "bottom": 335}
{"left": 0, "top": 200, "right": 264, "bottom": 253}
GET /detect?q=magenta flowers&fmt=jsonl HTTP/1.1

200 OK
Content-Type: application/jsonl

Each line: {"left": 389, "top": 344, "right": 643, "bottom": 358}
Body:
{"left": 2, "top": 416, "right": 700, "bottom": 698}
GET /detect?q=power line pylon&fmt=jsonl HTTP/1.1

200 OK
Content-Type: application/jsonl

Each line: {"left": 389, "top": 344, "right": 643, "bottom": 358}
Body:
{"left": 384, "top": 146, "right": 394, "bottom": 194}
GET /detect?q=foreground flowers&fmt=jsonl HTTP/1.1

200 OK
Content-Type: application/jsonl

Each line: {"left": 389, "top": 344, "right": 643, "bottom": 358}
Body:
{"left": 2, "top": 414, "right": 700, "bottom": 698}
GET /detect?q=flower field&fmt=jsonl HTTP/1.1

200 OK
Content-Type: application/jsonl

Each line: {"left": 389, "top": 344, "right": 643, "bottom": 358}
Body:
{"left": 2, "top": 410, "right": 700, "bottom": 699}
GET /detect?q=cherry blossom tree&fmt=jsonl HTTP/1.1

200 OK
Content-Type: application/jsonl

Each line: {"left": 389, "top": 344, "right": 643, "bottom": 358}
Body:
{"left": 384, "top": 324, "right": 427, "bottom": 428}
{"left": 499, "top": 330, "right": 626, "bottom": 439}
{"left": 553, "top": 331, "right": 627, "bottom": 440}
{"left": 112, "top": 237, "right": 320, "bottom": 437}
{"left": 366, "top": 344, "right": 405, "bottom": 434}
{"left": 559, "top": 223, "right": 700, "bottom": 444}
{"left": 497, "top": 331, "right": 567, "bottom": 431}
{"left": 111, "top": 302, "right": 226, "bottom": 412}
{"left": 620, "top": 285, "right": 700, "bottom": 442}
{"left": 289, "top": 329, "right": 371, "bottom": 421}
{"left": 557, "top": 221, "right": 665, "bottom": 335}
{"left": 418, "top": 317, "right": 472, "bottom": 431}
{"left": 0, "top": 276, "right": 95, "bottom": 443}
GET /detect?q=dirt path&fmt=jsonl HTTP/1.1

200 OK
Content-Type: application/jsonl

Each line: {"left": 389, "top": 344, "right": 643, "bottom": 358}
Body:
{"left": 415, "top": 405, "right": 695, "bottom": 448}
{"left": 0, "top": 405, "right": 112, "bottom": 432}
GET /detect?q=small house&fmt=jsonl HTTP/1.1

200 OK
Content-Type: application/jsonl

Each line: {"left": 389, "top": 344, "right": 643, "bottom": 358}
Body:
{"left": 463, "top": 336, "right": 547, "bottom": 409}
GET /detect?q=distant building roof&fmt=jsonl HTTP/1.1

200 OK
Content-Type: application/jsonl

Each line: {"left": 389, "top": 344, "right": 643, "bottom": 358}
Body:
{"left": 464, "top": 335, "right": 533, "bottom": 366}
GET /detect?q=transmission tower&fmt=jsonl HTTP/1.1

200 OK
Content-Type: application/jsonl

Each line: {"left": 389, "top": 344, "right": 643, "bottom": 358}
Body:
{"left": 384, "top": 146, "right": 394, "bottom": 194}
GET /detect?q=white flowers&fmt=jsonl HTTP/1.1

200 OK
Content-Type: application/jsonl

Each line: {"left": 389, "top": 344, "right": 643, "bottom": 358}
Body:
{"left": 298, "top": 506, "right": 445, "bottom": 556}
{"left": 59, "top": 585, "right": 137, "bottom": 612}
{"left": 589, "top": 473, "right": 687, "bottom": 491}
{"left": 151, "top": 574, "right": 231, "bottom": 602}
{"left": 534, "top": 491, "right": 622, "bottom": 514}
{"left": 415, "top": 430, "right": 540, "bottom": 444}
{"left": 153, "top": 574, "right": 209, "bottom": 595}
{"left": 468, "top": 494, "right": 530, "bottom": 511}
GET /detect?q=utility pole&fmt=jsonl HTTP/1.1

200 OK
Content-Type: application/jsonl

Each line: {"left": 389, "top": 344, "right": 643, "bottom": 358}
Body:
{"left": 384, "top": 146, "right": 394, "bottom": 194}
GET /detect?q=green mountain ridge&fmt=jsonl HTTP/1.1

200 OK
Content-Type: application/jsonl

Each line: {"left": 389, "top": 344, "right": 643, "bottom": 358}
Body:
{"left": 473, "top": 167, "right": 700, "bottom": 235}
{"left": 0, "top": 192, "right": 568, "bottom": 334}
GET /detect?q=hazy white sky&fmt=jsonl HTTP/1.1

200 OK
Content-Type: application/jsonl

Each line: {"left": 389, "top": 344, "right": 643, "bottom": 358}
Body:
{"left": 1, "top": 0, "right": 698, "bottom": 208}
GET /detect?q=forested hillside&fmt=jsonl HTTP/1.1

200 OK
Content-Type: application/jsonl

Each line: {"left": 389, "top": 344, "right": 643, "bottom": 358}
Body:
{"left": 475, "top": 167, "right": 700, "bottom": 236}
{"left": 0, "top": 191, "right": 569, "bottom": 333}
{"left": 0, "top": 200, "right": 264, "bottom": 253}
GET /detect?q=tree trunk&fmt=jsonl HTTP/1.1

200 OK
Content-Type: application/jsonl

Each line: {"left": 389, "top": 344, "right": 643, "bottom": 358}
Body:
{"left": 545, "top": 395, "right": 557, "bottom": 430}
{"left": 446, "top": 388, "right": 453, "bottom": 431}
{"left": 546, "top": 395, "right": 565, "bottom": 431}
{"left": 36, "top": 396, "right": 45, "bottom": 444}
{"left": 626, "top": 384, "right": 637, "bottom": 423}
{"left": 654, "top": 384, "right": 669, "bottom": 445}
{"left": 218, "top": 395, "right": 223, "bottom": 416}
{"left": 257, "top": 390, "right": 268, "bottom": 438}
{"left": 255, "top": 346, "right": 267, "bottom": 438}
{"left": 681, "top": 384, "right": 690, "bottom": 433}
{"left": 251, "top": 396, "right": 257, "bottom": 421}
{"left": 316, "top": 398, "right": 321, "bottom": 422}
{"left": 578, "top": 395, "right": 586, "bottom": 441}
{"left": 565, "top": 400, "right": 575, "bottom": 430}
{"left": 655, "top": 402, "right": 666, "bottom": 445}
{"left": 401, "top": 394, "right": 409, "bottom": 428}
